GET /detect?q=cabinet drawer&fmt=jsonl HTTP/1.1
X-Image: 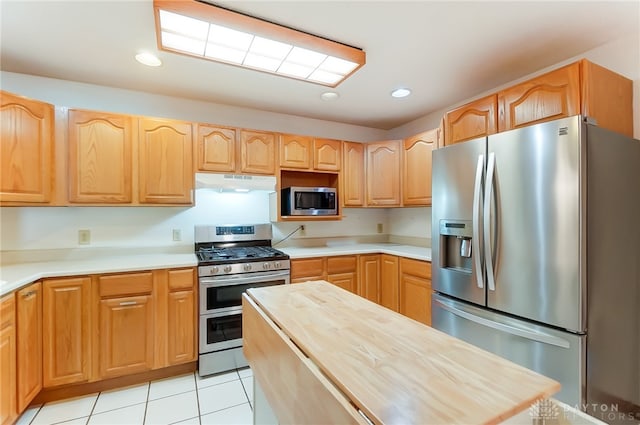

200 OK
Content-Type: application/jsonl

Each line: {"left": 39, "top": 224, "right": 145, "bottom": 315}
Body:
{"left": 168, "top": 268, "right": 195, "bottom": 292}
{"left": 326, "top": 256, "right": 357, "bottom": 274}
{"left": 399, "top": 258, "right": 431, "bottom": 279}
{"left": 291, "top": 258, "right": 325, "bottom": 279}
{"left": 99, "top": 272, "right": 153, "bottom": 297}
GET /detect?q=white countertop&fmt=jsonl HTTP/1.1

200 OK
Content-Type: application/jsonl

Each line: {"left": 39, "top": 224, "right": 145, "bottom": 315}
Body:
{"left": 0, "top": 243, "right": 430, "bottom": 297}
{"left": 279, "top": 243, "right": 431, "bottom": 262}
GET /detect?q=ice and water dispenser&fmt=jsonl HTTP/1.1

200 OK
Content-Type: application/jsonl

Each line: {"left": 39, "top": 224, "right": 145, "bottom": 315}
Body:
{"left": 438, "top": 220, "right": 473, "bottom": 273}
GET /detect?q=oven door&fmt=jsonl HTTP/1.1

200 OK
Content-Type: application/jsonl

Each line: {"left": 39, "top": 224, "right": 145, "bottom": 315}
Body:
{"left": 199, "top": 310, "right": 243, "bottom": 353}
{"left": 199, "top": 270, "right": 290, "bottom": 315}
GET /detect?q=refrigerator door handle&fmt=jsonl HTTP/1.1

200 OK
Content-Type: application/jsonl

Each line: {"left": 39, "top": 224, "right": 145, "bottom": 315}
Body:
{"left": 472, "top": 154, "right": 484, "bottom": 289}
{"left": 484, "top": 152, "right": 496, "bottom": 291}
{"left": 434, "top": 298, "right": 571, "bottom": 349}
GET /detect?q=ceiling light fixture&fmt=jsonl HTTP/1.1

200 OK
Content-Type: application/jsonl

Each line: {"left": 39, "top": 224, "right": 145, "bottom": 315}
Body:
{"left": 153, "top": 0, "right": 365, "bottom": 87}
{"left": 391, "top": 88, "right": 412, "bottom": 98}
{"left": 135, "top": 52, "right": 162, "bottom": 67}
{"left": 320, "top": 92, "right": 339, "bottom": 101}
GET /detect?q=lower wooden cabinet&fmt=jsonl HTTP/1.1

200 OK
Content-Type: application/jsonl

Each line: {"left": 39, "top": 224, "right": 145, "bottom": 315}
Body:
{"left": 16, "top": 282, "right": 42, "bottom": 411}
{"left": 43, "top": 277, "right": 92, "bottom": 387}
{"left": 326, "top": 256, "right": 358, "bottom": 294}
{"left": 380, "top": 255, "right": 399, "bottom": 312}
{"left": 290, "top": 258, "right": 325, "bottom": 284}
{"left": 0, "top": 293, "right": 17, "bottom": 425}
{"left": 358, "top": 255, "right": 380, "bottom": 303}
{"left": 166, "top": 268, "right": 197, "bottom": 366}
{"left": 399, "top": 258, "right": 432, "bottom": 326}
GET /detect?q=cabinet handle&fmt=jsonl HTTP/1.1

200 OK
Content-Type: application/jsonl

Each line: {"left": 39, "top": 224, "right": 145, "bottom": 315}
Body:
{"left": 119, "top": 301, "right": 137, "bottom": 306}
{"left": 21, "top": 291, "right": 36, "bottom": 299}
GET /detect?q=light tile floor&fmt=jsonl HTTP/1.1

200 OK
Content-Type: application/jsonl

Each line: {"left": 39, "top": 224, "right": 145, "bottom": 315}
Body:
{"left": 17, "top": 368, "right": 254, "bottom": 425}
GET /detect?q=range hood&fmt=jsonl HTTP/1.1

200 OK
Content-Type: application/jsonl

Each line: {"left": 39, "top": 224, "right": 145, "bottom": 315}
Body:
{"left": 195, "top": 173, "right": 276, "bottom": 192}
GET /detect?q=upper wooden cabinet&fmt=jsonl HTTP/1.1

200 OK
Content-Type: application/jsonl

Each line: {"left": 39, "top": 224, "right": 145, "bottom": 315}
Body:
{"left": 240, "top": 130, "right": 276, "bottom": 175}
{"left": 42, "top": 277, "right": 92, "bottom": 387}
{"left": 138, "top": 118, "right": 193, "bottom": 204}
{"left": 342, "top": 142, "right": 365, "bottom": 207}
{"left": 403, "top": 129, "right": 437, "bottom": 206}
{"left": 279, "top": 134, "right": 312, "bottom": 169}
{"left": 68, "top": 109, "right": 133, "bottom": 203}
{"left": 498, "top": 62, "right": 581, "bottom": 132}
{"left": 16, "top": 282, "right": 42, "bottom": 412}
{"left": 313, "top": 138, "right": 341, "bottom": 171}
{"left": 196, "top": 125, "right": 236, "bottom": 173}
{"left": 0, "top": 293, "right": 17, "bottom": 425}
{"left": 444, "top": 94, "right": 497, "bottom": 146}
{"left": 366, "top": 140, "right": 402, "bottom": 207}
{"left": 0, "top": 91, "right": 54, "bottom": 205}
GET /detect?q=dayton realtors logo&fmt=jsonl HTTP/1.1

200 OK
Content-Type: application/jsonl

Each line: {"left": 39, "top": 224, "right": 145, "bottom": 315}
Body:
{"left": 529, "top": 399, "right": 560, "bottom": 420}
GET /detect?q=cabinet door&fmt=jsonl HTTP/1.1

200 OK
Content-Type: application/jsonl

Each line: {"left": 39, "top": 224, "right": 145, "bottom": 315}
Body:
{"left": 167, "top": 268, "right": 196, "bottom": 365}
{"left": 0, "top": 91, "right": 54, "bottom": 204}
{"left": 444, "top": 94, "right": 497, "bottom": 146}
{"left": 99, "top": 295, "right": 153, "bottom": 379}
{"left": 240, "top": 130, "right": 276, "bottom": 175}
{"left": 291, "top": 258, "right": 325, "bottom": 283}
{"left": 403, "top": 129, "right": 437, "bottom": 206}
{"left": 313, "top": 138, "right": 341, "bottom": 171}
{"left": 43, "top": 277, "right": 91, "bottom": 387}
{"left": 0, "top": 294, "right": 16, "bottom": 425}
{"left": 197, "top": 124, "right": 236, "bottom": 172}
{"left": 399, "top": 259, "right": 432, "bottom": 326}
{"left": 326, "top": 272, "right": 357, "bottom": 294}
{"left": 342, "top": 142, "right": 365, "bottom": 207}
{"left": 498, "top": 62, "right": 580, "bottom": 132}
{"left": 68, "top": 110, "right": 132, "bottom": 203}
{"left": 358, "top": 255, "right": 380, "bottom": 303}
{"left": 279, "top": 134, "right": 312, "bottom": 169}
{"left": 138, "top": 118, "right": 193, "bottom": 204}
{"left": 379, "top": 255, "right": 399, "bottom": 312}
{"left": 366, "top": 140, "right": 401, "bottom": 206}
{"left": 16, "top": 283, "right": 42, "bottom": 412}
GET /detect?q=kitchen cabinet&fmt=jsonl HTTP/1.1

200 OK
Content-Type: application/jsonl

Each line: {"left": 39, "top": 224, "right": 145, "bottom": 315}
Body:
{"left": 0, "top": 293, "right": 17, "bottom": 425}
{"left": 0, "top": 91, "right": 54, "bottom": 205}
{"left": 399, "top": 258, "right": 432, "bottom": 326}
{"left": 444, "top": 94, "right": 497, "bottom": 146}
{"left": 403, "top": 129, "right": 437, "bottom": 206}
{"left": 166, "top": 268, "right": 197, "bottom": 366}
{"left": 240, "top": 130, "right": 276, "bottom": 175}
{"left": 313, "top": 138, "right": 341, "bottom": 171}
{"left": 379, "top": 254, "right": 399, "bottom": 312}
{"left": 279, "top": 134, "right": 312, "bottom": 169}
{"left": 68, "top": 109, "right": 133, "bottom": 203}
{"left": 43, "top": 277, "right": 92, "bottom": 387}
{"left": 358, "top": 254, "right": 380, "bottom": 303}
{"left": 98, "top": 272, "right": 154, "bottom": 379}
{"left": 196, "top": 124, "right": 236, "bottom": 173}
{"left": 498, "top": 59, "right": 633, "bottom": 136}
{"left": 16, "top": 282, "right": 42, "bottom": 412}
{"left": 290, "top": 258, "right": 326, "bottom": 284}
{"left": 326, "top": 256, "right": 357, "bottom": 294}
{"left": 366, "top": 140, "right": 402, "bottom": 206}
{"left": 342, "top": 142, "right": 365, "bottom": 207}
{"left": 138, "top": 118, "right": 193, "bottom": 204}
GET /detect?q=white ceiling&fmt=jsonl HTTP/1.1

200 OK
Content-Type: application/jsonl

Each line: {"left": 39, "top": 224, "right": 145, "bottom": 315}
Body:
{"left": 1, "top": 1, "right": 638, "bottom": 130}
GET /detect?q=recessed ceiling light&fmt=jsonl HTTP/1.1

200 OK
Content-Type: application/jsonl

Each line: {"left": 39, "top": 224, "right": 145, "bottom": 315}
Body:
{"left": 320, "top": 92, "right": 340, "bottom": 101}
{"left": 135, "top": 52, "right": 162, "bottom": 67}
{"left": 391, "top": 88, "right": 411, "bottom": 98}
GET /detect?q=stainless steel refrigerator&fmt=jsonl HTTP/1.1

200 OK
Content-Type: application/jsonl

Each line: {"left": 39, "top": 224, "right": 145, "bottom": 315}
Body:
{"left": 431, "top": 115, "right": 640, "bottom": 423}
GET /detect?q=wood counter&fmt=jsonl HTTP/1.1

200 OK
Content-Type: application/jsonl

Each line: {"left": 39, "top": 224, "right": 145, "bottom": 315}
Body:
{"left": 243, "top": 281, "right": 560, "bottom": 425}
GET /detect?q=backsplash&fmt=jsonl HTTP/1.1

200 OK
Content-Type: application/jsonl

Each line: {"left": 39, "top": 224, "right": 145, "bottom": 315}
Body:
{"left": 0, "top": 190, "right": 432, "bottom": 252}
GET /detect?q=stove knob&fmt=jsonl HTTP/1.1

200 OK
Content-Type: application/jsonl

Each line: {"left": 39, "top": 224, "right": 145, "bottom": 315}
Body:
{"left": 274, "top": 261, "right": 281, "bottom": 268}
{"left": 263, "top": 262, "right": 271, "bottom": 270}
{"left": 223, "top": 265, "right": 232, "bottom": 273}
{"left": 244, "top": 264, "right": 252, "bottom": 272}
{"left": 212, "top": 266, "right": 219, "bottom": 274}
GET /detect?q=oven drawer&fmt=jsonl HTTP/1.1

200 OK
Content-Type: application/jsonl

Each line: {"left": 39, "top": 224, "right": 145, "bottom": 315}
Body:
{"left": 99, "top": 272, "right": 153, "bottom": 297}
{"left": 199, "top": 311, "right": 243, "bottom": 352}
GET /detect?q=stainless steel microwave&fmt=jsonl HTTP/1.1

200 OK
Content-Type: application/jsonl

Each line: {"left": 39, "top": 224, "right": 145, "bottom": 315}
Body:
{"left": 281, "top": 187, "right": 337, "bottom": 216}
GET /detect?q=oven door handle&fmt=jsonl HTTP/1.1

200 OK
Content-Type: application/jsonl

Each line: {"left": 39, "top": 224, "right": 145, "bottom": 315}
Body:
{"left": 199, "top": 270, "right": 290, "bottom": 287}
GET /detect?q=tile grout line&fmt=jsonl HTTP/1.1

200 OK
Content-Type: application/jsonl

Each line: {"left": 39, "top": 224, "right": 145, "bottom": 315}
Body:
{"left": 142, "top": 379, "right": 151, "bottom": 425}
{"left": 193, "top": 372, "right": 202, "bottom": 425}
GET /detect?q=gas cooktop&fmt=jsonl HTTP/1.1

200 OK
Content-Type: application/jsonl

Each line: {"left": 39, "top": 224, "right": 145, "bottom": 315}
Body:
{"left": 196, "top": 245, "right": 289, "bottom": 265}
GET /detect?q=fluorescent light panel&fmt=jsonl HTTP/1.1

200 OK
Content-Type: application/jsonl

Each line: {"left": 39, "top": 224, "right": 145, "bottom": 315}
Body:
{"left": 154, "top": 1, "right": 365, "bottom": 87}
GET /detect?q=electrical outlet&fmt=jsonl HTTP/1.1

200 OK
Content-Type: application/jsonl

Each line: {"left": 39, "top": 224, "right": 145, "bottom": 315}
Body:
{"left": 78, "top": 229, "right": 91, "bottom": 245}
{"left": 299, "top": 225, "right": 306, "bottom": 236}
{"left": 172, "top": 229, "right": 182, "bottom": 241}
{"left": 377, "top": 223, "right": 383, "bottom": 234}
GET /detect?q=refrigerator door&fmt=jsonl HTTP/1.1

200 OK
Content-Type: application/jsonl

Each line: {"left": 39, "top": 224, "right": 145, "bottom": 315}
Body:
{"left": 486, "top": 116, "right": 584, "bottom": 332}
{"left": 432, "top": 137, "right": 486, "bottom": 306}
{"left": 432, "top": 293, "right": 585, "bottom": 407}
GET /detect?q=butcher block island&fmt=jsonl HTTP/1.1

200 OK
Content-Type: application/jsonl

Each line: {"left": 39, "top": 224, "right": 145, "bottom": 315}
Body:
{"left": 242, "top": 281, "right": 560, "bottom": 425}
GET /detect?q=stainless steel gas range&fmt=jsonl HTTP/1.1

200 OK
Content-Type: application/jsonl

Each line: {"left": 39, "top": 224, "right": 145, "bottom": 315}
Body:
{"left": 195, "top": 223, "right": 290, "bottom": 376}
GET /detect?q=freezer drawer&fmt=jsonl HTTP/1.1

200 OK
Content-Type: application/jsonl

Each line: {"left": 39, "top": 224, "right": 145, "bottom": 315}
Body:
{"left": 432, "top": 293, "right": 585, "bottom": 407}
